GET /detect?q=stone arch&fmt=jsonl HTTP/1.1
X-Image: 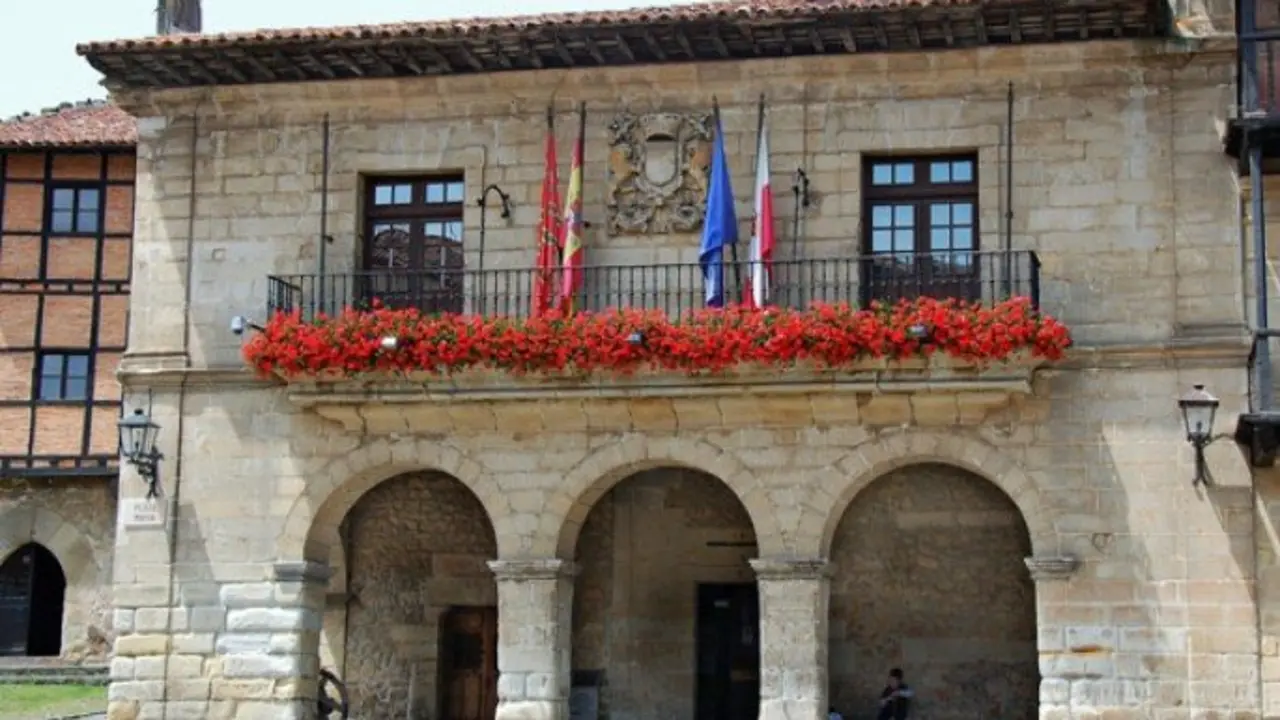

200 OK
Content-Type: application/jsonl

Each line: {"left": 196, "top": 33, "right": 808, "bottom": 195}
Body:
{"left": 550, "top": 433, "right": 779, "bottom": 557}
{"left": 0, "top": 505, "right": 100, "bottom": 592}
{"left": 277, "top": 436, "right": 511, "bottom": 563}
{"left": 816, "top": 430, "right": 1055, "bottom": 559}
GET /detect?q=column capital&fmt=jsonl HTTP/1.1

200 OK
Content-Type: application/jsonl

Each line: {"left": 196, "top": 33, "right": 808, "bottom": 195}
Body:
{"left": 1024, "top": 555, "right": 1081, "bottom": 582}
{"left": 273, "top": 560, "right": 332, "bottom": 585}
{"left": 488, "top": 558, "right": 578, "bottom": 581}
{"left": 750, "top": 558, "right": 832, "bottom": 580}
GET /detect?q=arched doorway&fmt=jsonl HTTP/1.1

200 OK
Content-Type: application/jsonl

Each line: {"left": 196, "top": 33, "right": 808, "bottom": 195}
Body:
{"left": 570, "top": 467, "right": 760, "bottom": 720}
{"left": 828, "top": 463, "right": 1038, "bottom": 720}
{"left": 0, "top": 543, "right": 67, "bottom": 657}
{"left": 338, "top": 471, "right": 498, "bottom": 720}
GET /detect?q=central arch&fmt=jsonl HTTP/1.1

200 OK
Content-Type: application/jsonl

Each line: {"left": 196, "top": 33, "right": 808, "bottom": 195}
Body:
{"left": 565, "top": 456, "right": 764, "bottom": 720}
{"left": 550, "top": 434, "right": 779, "bottom": 557}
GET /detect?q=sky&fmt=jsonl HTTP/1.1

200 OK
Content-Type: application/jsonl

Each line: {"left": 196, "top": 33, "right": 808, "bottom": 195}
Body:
{"left": 0, "top": 0, "right": 697, "bottom": 118}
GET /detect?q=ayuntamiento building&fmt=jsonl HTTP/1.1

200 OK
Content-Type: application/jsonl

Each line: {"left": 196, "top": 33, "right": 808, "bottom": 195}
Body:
{"left": 72, "top": 0, "right": 1280, "bottom": 717}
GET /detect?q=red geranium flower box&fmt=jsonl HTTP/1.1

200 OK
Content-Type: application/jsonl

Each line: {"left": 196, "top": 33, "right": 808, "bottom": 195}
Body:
{"left": 243, "top": 297, "right": 1071, "bottom": 383}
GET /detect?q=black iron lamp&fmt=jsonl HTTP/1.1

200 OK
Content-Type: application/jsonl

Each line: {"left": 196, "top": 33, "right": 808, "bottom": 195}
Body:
{"left": 119, "top": 407, "right": 164, "bottom": 498}
{"left": 1178, "top": 384, "right": 1221, "bottom": 486}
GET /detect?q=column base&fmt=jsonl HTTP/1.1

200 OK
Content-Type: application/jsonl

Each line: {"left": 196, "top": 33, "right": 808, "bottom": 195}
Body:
{"left": 761, "top": 698, "right": 825, "bottom": 720}
{"left": 495, "top": 699, "right": 568, "bottom": 720}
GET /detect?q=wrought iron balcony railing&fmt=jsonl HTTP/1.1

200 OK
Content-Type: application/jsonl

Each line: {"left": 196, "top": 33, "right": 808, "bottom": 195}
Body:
{"left": 266, "top": 250, "right": 1041, "bottom": 322}
{"left": 1240, "top": 32, "right": 1280, "bottom": 118}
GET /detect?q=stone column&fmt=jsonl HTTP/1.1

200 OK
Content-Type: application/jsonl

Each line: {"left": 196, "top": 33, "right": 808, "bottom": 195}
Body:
{"left": 208, "top": 561, "right": 329, "bottom": 720}
{"left": 488, "top": 558, "right": 576, "bottom": 720}
{"left": 751, "top": 559, "right": 831, "bottom": 720}
{"left": 1024, "top": 555, "right": 1081, "bottom": 720}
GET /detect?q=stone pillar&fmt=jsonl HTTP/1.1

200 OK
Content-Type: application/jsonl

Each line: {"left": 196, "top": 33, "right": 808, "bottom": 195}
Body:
{"left": 1024, "top": 555, "right": 1081, "bottom": 720}
{"left": 210, "top": 561, "right": 329, "bottom": 720}
{"left": 488, "top": 558, "right": 576, "bottom": 720}
{"left": 751, "top": 559, "right": 831, "bottom": 720}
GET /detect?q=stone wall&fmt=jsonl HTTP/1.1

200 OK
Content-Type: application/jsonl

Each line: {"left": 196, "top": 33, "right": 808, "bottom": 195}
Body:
{"left": 337, "top": 471, "right": 496, "bottom": 718}
{"left": 571, "top": 468, "right": 756, "bottom": 720}
{"left": 116, "top": 40, "right": 1241, "bottom": 368}
{"left": 104, "top": 36, "right": 1263, "bottom": 720}
{"left": 828, "top": 464, "right": 1037, "bottom": 720}
{"left": 0, "top": 477, "right": 115, "bottom": 658}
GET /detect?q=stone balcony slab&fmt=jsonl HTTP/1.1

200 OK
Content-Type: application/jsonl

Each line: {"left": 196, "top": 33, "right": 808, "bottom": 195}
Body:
{"left": 280, "top": 354, "right": 1051, "bottom": 434}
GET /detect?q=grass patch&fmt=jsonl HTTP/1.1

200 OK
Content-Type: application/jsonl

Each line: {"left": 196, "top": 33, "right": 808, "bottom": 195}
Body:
{"left": 0, "top": 684, "right": 105, "bottom": 719}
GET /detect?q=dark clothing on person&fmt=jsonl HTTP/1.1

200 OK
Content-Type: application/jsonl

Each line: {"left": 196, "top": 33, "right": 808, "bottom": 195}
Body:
{"left": 876, "top": 683, "right": 911, "bottom": 720}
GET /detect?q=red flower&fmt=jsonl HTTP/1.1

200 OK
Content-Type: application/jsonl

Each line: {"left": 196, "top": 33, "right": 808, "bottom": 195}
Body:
{"left": 242, "top": 297, "right": 1073, "bottom": 380}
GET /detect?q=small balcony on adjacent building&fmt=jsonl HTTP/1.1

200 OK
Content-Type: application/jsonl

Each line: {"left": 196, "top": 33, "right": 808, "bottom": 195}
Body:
{"left": 1225, "top": 0, "right": 1280, "bottom": 161}
{"left": 265, "top": 249, "right": 1042, "bottom": 322}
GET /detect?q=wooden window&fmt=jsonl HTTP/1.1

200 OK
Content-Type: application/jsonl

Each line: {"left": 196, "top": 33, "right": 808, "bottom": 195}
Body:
{"left": 861, "top": 155, "right": 980, "bottom": 304}
{"left": 362, "top": 175, "right": 466, "bottom": 314}
{"left": 48, "top": 186, "right": 101, "bottom": 235}
{"left": 36, "top": 352, "right": 90, "bottom": 402}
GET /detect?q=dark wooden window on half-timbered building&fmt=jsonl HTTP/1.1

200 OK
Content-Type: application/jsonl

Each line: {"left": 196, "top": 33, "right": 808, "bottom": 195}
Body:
{"left": 362, "top": 175, "right": 465, "bottom": 314}
{"left": 861, "top": 155, "right": 980, "bottom": 304}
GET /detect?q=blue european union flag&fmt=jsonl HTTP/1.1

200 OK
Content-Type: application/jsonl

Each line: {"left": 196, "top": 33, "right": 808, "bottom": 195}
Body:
{"left": 699, "top": 112, "right": 738, "bottom": 308}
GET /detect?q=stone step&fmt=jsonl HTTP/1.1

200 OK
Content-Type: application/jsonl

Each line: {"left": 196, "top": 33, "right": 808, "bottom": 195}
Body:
{"left": 0, "top": 661, "right": 109, "bottom": 685}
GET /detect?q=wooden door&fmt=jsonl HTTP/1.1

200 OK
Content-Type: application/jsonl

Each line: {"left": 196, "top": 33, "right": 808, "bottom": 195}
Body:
{"left": 440, "top": 606, "right": 498, "bottom": 720}
{"left": 0, "top": 548, "right": 34, "bottom": 656}
{"left": 696, "top": 584, "right": 760, "bottom": 720}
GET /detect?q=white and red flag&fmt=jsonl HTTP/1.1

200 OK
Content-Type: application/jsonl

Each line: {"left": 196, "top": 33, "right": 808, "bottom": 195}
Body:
{"left": 744, "top": 102, "right": 775, "bottom": 308}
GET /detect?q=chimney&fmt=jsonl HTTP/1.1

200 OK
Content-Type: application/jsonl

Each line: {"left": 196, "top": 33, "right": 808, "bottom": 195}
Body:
{"left": 157, "top": 0, "right": 202, "bottom": 35}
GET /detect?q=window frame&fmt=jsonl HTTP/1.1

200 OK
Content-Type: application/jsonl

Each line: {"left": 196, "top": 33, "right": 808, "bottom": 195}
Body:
{"left": 361, "top": 175, "right": 466, "bottom": 271}
{"left": 861, "top": 154, "right": 980, "bottom": 256}
{"left": 34, "top": 351, "right": 92, "bottom": 403}
{"left": 46, "top": 184, "right": 104, "bottom": 236}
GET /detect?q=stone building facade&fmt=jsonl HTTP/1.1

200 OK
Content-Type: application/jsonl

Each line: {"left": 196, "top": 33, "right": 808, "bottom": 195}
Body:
{"left": 76, "top": 0, "right": 1275, "bottom": 718}
{"left": 0, "top": 101, "right": 137, "bottom": 660}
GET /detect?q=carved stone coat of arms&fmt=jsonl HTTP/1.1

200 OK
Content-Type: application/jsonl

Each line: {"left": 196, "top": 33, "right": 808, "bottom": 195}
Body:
{"left": 606, "top": 112, "right": 713, "bottom": 235}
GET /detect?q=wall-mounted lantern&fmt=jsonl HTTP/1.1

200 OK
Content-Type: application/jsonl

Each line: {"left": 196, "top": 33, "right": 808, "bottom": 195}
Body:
{"left": 118, "top": 408, "right": 164, "bottom": 498}
{"left": 1178, "top": 384, "right": 1221, "bottom": 486}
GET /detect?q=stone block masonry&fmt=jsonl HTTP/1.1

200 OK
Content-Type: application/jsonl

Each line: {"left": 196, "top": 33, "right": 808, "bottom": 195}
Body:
{"left": 103, "top": 36, "right": 1266, "bottom": 720}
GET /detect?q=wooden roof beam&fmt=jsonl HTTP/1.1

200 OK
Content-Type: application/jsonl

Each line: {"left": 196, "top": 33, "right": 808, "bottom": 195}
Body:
{"left": 808, "top": 28, "right": 825, "bottom": 53}
{"left": 122, "top": 57, "right": 168, "bottom": 86}
{"left": 363, "top": 49, "right": 399, "bottom": 76}
{"left": 674, "top": 29, "right": 696, "bottom": 59}
{"left": 455, "top": 43, "right": 486, "bottom": 71}
{"left": 333, "top": 50, "right": 367, "bottom": 76}
{"left": 419, "top": 44, "right": 457, "bottom": 73}
{"left": 390, "top": 47, "right": 426, "bottom": 75}
{"left": 614, "top": 33, "right": 636, "bottom": 62}
{"left": 1010, "top": 10, "right": 1023, "bottom": 42}
{"left": 519, "top": 40, "right": 546, "bottom": 68}
{"left": 238, "top": 52, "right": 278, "bottom": 81}
{"left": 551, "top": 36, "right": 575, "bottom": 65}
{"left": 975, "top": 12, "right": 989, "bottom": 43}
{"left": 942, "top": 17, "right": 956, "bottom": 46}
{"left": 581, "top": 35, "right": 607, "bottom": 64}
{"left": 488, "top": 41, "right": 515, "bottom": 69}
{"left": 641, "top": 31, "right": 667, "bottom": 60}
{"left": 301, "top": 53, "right": 338, "bottom": 79}
{"left": 708, "top": 28, "right": 731, "bottom": 58}
{"left": 272, "top": 52, "right": 311, "bottom": 80}
{"left": 1112, "top": 6, "right": 1124, "bottom": 37}
{"left": 1044, "top": 5, "right": 1057, "bottom": 40}
{"left": 209, "top": 52, "right": 249, "bottom": 83}
{"left": 906, "top": 18, "right": 923, "bottom": 48}
{"left": 837, "top": 25, "right": 858, "bottom": 52}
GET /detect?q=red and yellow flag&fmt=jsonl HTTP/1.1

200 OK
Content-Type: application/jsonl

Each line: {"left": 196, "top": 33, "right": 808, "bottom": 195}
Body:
{"left": 532, "top": 108, "right": 562, "bottom": 317}
{"left": 559, "top": 104, "right": 586, "bottom": 313}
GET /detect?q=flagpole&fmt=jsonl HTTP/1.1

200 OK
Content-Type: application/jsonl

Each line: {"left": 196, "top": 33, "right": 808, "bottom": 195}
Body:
{"left": 753, "top": 93, "right": 765, "bottom": 305}
{"left": 713, "top": 98, "right": 743, "bottom": 303}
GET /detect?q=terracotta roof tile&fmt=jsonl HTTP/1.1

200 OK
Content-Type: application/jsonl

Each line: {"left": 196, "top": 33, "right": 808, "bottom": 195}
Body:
{"left": 0, "top": 101, "right": 137, "bottom": 150}
{"left": 77, "top": 0, "right": 966, "bottom": 54}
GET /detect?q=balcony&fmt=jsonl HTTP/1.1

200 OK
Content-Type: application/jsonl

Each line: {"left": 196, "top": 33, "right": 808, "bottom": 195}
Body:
{"left": 1225, "top": 27, "right": 1280, "bottom": 160}
{"left": 255, "top": 250, "right": 1057, "bottom": 434}
{"left": 266, "top": 250, "right": 1041, "bottom": 321}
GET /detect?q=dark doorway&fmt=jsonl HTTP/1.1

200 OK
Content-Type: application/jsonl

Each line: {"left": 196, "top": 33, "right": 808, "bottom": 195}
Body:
{"left": 439, "top": 605, "right": 498, "bottom": 720}
{"left": 0, "top": 544, "right": 66, "bottom": 657}
{"left": 696, "top": 583, "right": 760, "bottom": 720}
